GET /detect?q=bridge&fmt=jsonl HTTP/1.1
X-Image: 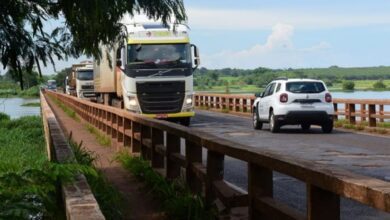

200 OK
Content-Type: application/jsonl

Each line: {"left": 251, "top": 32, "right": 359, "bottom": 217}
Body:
{"left": 41, "top": 91, "right": 389, "bottom": 220}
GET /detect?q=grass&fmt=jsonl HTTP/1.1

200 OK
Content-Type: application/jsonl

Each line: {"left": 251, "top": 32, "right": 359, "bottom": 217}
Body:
{"left": 0, "top": 86, "right": 41, "bottom": 98}
{"left": 117, "top": 153, "right": 217, "bottom": 220}
{"left": 69, "top": 138, "right": 122, "bottom": 220}
{"left": 334, "top": 119, "right": 389, "bottom": 135}
{"left": 48, "top": 95, "right": 80, "bottom": 122}
{"left": 195, "top": 79, "right": 390, "bottom": 93}
{"left": 0, "top": 113, "right": 93, "bottom": 219}
{"left": 21, "top": 102, "right": 41, "bottom": 107}
{"left": 85, "top": 124, "right": 112, "bottom": 147}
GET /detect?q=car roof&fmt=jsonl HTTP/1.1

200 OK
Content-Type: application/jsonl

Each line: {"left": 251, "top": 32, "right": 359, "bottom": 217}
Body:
{"left": 272, "top": 78, "right": 324, "bottom": 83}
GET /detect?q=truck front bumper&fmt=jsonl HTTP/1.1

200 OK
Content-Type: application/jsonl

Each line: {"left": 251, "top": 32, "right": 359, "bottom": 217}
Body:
{"left": 142, "top": 111, "right": 195, "bottom": 119}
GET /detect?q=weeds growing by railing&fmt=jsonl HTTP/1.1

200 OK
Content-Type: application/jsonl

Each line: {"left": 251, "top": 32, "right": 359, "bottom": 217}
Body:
{"left": 84, "top": 124, "right": 112, "bottom": 147}
{"left": 68, "top": 137, "right": 123, "bottom": 220}
{"left": 117, "top": 153, "right": 217, "bottom": 220}
{"left": 48, "top": 96, "right": 79, "bottom": 121}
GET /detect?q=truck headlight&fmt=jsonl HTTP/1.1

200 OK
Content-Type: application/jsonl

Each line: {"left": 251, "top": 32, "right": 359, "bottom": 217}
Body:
{"left": 186, "top": 96, "right": 193, "bottom": 105}
{"left": 129, "top": 96, "right": 138, "bottom": 107}
{"left": 184, "top": 95, "right": 193, "bottom": 108}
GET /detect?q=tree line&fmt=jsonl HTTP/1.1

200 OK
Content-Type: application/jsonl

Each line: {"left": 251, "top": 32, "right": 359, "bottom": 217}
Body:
{"left": 194, "top": 66, "right": 390, "bottom": 89}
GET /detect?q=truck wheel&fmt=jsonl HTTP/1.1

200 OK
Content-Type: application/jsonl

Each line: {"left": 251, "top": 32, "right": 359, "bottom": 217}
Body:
{"left": 253, "top": 109, "right": 263, "bottom": 130}
{"left": 180, "top": 117, "right": 191, "bottom": 126}
{"left": 269, "top": 111, "right": 280, "bottom": 133}
{"left": 322, "top": 120, "right": 333, "bottom": 133}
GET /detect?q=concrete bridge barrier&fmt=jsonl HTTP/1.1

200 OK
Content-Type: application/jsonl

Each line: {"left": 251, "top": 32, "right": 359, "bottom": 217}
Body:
{"left": 41, "top": 92, "right": 105, "bottom": 220}
{"left": 45, "top": 91, "right": 390, "bottom": 219}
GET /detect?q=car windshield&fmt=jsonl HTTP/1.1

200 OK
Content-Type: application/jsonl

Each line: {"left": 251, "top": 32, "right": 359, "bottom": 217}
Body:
{"left": 127, "top": 43, "right": 191, "bottom": 68}
{"left": 77, "top": 70, "right": 93, "bottom": 80}
{"left": 286, "top": 82, "right": 325, "bottom": 93}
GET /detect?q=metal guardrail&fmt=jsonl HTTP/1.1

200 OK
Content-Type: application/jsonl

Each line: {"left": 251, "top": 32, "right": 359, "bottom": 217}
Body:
{"left": 41, "top": 92, "right": 105, "bottom": 220}
{"left": 45, "top": 91, "right": 390, "bottom": 219}
{"left": 194, "top": 93, "right": 390, "bottom": 128}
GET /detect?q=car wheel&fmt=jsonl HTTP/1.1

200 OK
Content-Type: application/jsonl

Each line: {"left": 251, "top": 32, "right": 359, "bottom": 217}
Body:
{"left": 269, "top": 111, "right": 280, "bottom": 133}
{"left": 253, "top": 108, "right": 263, "bottom": 130}
{"left": 322, "top": 120, "right": 333, "bottom": 133}
{"left": 301, "top": 123, "right": 311, "bottom": 130}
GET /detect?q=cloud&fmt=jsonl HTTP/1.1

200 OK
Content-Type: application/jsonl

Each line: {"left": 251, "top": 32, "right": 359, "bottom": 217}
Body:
{"left": 187, "top": 8, "right": 390, "bottom": 30}
{"left": 201, "top": 23, "right": 332, "bottom": 69}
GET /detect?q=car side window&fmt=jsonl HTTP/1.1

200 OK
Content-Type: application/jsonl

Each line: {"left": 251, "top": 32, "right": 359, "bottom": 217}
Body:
{"left": 268, "top": 83, "right": 276, "bottom": 96}
{"left": 275, "top": 83, "right": 281, "bottom": 93}
{"left": 263, "top": 84, "right": 272, "bottom": 97}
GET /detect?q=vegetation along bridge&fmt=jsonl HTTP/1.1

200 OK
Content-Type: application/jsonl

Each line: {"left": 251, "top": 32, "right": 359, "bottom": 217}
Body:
{"left": 42, "top": 91, "right": 389, "bottom": 220}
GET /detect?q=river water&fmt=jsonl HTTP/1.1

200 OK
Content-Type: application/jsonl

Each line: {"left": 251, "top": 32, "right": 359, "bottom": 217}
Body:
{"left": 0, "top": 98, "right": 40, "bottom": 119}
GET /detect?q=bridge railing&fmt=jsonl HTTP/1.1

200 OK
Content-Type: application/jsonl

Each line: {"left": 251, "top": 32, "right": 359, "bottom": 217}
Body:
{"left": 45, "top": 91, "right": 389, "bottom": 219}
{"left": 194, "top": 93, "right": 390, "bottom": 128}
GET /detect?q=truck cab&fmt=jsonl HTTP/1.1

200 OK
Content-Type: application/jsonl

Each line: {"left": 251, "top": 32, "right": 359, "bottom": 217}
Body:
{"left": 75, "top": 65, "right": 95, "bottom": 99}
{"left": 94, "top": 19, "right": 200, "bottom": 126}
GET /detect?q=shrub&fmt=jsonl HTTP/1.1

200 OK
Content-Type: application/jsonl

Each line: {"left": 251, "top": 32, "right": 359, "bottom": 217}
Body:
{"left": 372, "top": 80, "right": 386, "bottom": 89}
{"left": 0, "top": 112, "right": 10, "bottom": 122}
{"left": 342, "top": 81, "right": 355, "bottom": 90}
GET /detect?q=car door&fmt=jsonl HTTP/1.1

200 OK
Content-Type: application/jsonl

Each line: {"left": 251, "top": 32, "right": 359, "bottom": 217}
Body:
{"left": 261, "top": 83, "right": 276, "bottom": 120}
{"left": 259, "top": 83, "right": 275, "bottom": 119}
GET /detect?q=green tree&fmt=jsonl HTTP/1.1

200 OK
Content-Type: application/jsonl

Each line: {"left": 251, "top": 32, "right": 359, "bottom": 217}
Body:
{"left": 55, "top": 67, "right": 72, "bottom": 87}
{"left": 0, "top": 0, "right": 186, "bottom": 90}
{"left": 372, "top": 80, "right": 386, "bottom": 89}
{"left": 342, "top": 81, "right": 355, "bottom": 90}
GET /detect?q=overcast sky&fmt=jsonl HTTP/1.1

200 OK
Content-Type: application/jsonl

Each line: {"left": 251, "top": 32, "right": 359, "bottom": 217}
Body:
{"left": 33, "top": 0, "right": 390, "bottom": 74}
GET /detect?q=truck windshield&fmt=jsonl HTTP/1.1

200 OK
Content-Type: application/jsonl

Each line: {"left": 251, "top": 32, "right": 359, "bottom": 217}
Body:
{"left": 77, "top": 70, "right": 93, "bottom": 80}
{"left": 127, "top": 43, "right": 191, "bottom": 68}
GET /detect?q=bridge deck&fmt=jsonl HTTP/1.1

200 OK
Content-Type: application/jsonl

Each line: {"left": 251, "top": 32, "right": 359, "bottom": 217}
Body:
{"left": 192, "top": 109, "right": 390, "bottom": 181}
{"left": 191, "top": 110, "right": 390, "bottom": 218}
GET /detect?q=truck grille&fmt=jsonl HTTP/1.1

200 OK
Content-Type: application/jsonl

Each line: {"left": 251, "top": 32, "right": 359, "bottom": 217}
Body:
{"left": 136, "top": 81, "right": 185, "bottom": 114}
{"left": 81, "top": 85, "right": 94, "bottom": 90}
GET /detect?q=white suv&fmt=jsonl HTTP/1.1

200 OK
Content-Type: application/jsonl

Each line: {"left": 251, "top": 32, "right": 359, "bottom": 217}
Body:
{"left": 252, "top": 78, "right": 334, "bottom": 133}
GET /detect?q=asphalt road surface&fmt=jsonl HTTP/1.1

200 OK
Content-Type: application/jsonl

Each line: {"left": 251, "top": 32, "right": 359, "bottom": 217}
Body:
{"left": 190, "top": 110, "right": 390, "bottom": 219}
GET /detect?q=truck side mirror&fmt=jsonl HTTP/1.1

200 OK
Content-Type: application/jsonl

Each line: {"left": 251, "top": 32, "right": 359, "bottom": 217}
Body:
{"left": 191, "top": 44, "right": 200, "bottom": 70}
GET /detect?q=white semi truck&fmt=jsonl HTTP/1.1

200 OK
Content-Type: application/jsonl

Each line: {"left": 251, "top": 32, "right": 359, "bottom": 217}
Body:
{"left": 66, "top": 61, "right": 95, "bottom": 99}
{"left": 94, "top": 17, "right": 200, "bottom": 126}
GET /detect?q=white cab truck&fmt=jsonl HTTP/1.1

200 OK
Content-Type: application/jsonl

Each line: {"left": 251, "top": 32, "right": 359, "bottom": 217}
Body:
{"left": 66, "top": 61, "right": 95, "bottom": 99}
{"left": 94, "top": 18, "right": 200, "bottom": 126}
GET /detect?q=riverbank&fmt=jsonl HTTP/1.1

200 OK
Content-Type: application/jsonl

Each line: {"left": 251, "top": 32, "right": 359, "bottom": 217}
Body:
{"left": 0, "top": 113, "right": 65, "bottom": 219}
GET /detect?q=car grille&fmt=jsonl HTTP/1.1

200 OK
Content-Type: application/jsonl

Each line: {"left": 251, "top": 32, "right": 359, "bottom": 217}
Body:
{"left": 81, "top": 85, "right": 94, "bottom": 90}
{"left": 136, "top": 81, "right": 185, "bottom": 114}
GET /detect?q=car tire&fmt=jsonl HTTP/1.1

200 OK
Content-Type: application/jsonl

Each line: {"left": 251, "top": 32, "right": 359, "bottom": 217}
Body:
{"left": 253, "top": 108, "right": 263, "bottom": 130}
{"left": 269, "top": 111, "right": 280, "bottom": 133}
{"left": 301, "top": 123, "right": 311, "bottom": 130}
{"left": 322, "top": 120, "right": 333, "bottom": 133}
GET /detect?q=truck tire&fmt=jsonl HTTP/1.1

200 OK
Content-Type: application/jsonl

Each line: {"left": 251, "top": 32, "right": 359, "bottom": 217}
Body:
{"left": 180, "top": 117, "right": 191, "bottom": 126}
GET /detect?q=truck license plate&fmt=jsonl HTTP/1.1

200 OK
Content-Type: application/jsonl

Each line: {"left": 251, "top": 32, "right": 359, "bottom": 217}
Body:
{"left": 156, "top": 114, "right": 168, "bottom": 119}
